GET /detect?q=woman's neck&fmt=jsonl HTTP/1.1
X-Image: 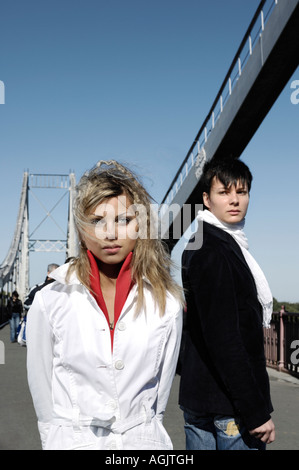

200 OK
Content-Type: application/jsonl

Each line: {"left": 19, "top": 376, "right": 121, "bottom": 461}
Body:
{"left": 97, "top": 260, "right": 123, "bottom": 286}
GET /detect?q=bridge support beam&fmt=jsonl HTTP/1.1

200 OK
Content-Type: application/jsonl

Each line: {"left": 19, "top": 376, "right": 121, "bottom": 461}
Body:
{"left": 161, "top": 0, "right": 299, "bottom": 250}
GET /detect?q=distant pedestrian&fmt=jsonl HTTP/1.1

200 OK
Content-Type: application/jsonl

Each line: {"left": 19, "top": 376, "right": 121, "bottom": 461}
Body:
{"left": 24, "top": 263, "right": 59, "bottom": 312}
{"left": 27, "top": 160, "right": 183, "bottom": 450}
{"left": 179, "top": 157, "right": 275, "bottom": 450}
{"left": 7, "top": 291, "right": 23, "bottom": 342}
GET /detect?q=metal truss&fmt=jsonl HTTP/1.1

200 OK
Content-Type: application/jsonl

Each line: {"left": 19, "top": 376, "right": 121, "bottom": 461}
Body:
{"left": 0, "top": 172, "right": 78, "bottom": 311}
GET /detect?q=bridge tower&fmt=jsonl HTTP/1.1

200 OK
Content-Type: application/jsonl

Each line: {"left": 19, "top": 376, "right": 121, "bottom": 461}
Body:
{"left": 0, "top": 172, "right": 78, "bottom": 323}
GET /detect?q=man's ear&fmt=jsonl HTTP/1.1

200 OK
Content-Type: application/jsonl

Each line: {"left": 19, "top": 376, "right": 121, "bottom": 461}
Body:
{"left": 203, "top": 192, "right": 210, "bottom": 209}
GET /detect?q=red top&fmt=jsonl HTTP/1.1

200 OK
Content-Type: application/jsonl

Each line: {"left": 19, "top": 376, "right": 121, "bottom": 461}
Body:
{"left": 87, "top": 250, "right": 134, "bottom": 348}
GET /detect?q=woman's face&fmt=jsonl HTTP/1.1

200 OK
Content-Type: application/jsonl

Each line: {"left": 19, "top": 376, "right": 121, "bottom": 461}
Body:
{"left": 82, "top": 194, "right": 138, "bottom": 265}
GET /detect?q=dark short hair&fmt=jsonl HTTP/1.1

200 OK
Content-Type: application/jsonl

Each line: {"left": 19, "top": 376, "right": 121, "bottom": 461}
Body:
{"left": 201, "top": 157, "right": 253, "bottom": 194}
{"left": 12, "top": 290, "right": 19, "bottom": 298}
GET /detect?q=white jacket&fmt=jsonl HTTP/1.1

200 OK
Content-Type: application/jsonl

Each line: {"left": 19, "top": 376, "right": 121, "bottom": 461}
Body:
{"left": 26, "top": 263, "right": 182, "bottom": 450}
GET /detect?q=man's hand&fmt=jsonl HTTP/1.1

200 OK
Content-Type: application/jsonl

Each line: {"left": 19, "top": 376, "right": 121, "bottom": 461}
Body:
{"left": 249, "top": 418, "right": 275, "bottom": 444}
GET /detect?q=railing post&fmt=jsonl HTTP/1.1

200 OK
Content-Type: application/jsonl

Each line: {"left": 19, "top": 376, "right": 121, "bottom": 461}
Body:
{"left": 278, "top": 305, "right": 285, "bottom": 371}
{"left": 261, "top": 10, "right": 264, "bottom": 31}
{"left": 249, "top": 35, "right": 252, "bottom": 55}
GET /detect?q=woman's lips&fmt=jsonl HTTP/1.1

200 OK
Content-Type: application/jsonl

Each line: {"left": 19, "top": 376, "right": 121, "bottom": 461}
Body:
{"left": 103, "top": 245, "right": 121, "bottom": 254}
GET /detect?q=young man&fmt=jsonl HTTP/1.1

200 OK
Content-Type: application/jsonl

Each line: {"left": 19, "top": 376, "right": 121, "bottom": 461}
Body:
{"left": 179, "top": 157, "right": 275, "bottom": 450}
{"left": 7, "top": 291, "right": 23, "bottom": 342}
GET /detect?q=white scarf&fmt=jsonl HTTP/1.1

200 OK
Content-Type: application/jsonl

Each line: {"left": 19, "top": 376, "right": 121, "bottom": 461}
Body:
{"left": 197, "top": 209, "right": 273, "bottom": 328}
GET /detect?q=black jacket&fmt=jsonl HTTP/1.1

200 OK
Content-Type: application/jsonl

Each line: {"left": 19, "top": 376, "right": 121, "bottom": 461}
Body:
{"left": 7, "top": 298, "right": 23, "bottom": 318}
{"left": 179, "top": 222, "right": 273, "bottom": 430}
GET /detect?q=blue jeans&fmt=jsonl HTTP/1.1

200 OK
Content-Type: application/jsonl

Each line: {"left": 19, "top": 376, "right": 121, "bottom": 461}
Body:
{"left": 9, "top": 313, "right": 20, "bottom": 342}
{"left": 183, "top": 410, "right": 266, "bottom": 450}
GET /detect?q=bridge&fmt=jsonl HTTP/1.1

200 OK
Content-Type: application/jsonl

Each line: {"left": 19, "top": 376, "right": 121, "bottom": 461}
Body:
{"left": 0, "top": 173, "right": 78, "bottom": 314}
{"left": 159, "top": 0, "right": 299, "bottom": 250}
{"left": 0, "top": 0, "right": 298, "bottom": 316}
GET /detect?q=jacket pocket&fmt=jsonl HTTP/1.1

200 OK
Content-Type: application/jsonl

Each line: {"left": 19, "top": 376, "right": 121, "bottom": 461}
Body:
{"left": 44, "top": 425, "right": 98, "bottom": 450}
{"left": 134, "top": 417, "right": 173, "bottom": 450}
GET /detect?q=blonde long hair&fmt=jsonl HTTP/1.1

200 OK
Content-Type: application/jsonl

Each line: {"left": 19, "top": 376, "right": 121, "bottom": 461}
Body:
{"left": 67, "top": 160, "right": 183, "bottom": 315}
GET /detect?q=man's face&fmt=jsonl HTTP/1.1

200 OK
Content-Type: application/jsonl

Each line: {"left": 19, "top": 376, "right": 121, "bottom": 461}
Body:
{"left": 203, "top": 177, "right": 249, "bottom": 224}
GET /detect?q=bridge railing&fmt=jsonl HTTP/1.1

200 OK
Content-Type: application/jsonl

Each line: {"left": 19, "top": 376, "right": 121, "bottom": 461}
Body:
{"left": 0, "top": 173, "right": 28, "bottom": 288}
{"left": 160, "top": 0, "right": 278, "bottom": 208}
{"left": 264, "top": 308, "right": 299, "bottom": 379}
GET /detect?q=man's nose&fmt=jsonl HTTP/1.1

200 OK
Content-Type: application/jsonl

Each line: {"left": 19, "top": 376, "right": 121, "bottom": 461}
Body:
{"left": 229, "top": 190, "right": 239, "bottom": 205}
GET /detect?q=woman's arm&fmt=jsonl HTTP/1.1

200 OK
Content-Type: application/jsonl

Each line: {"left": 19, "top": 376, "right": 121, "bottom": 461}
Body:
{"left": 156, "top": 303, "right": 183, "bottom": 421}
{"left": 26, "top": 290, "right": 54, "bottom": 448}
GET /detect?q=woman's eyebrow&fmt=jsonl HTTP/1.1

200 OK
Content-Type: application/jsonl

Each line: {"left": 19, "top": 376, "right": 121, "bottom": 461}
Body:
{"left": 89, "top": 213, "right": 104, "bottom": 218}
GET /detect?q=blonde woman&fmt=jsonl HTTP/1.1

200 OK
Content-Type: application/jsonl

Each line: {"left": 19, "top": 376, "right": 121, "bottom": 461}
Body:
{"left": 26, "top": 160, "right": 183, "bottom": 450}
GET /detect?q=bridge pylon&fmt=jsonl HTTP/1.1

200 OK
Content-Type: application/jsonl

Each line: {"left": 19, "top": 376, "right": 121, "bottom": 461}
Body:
{"left": 0, "top": 172, "right": 78, "bottom": 324}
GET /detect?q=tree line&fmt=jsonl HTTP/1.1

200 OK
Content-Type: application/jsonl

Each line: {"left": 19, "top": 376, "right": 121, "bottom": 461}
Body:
{"left": 273, "top": 298, "right": 299, "bottom": 313}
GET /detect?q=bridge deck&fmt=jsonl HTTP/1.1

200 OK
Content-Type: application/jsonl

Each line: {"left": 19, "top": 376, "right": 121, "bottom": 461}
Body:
{"left": 0, "top": 323, "right": 298, "bottom": 450}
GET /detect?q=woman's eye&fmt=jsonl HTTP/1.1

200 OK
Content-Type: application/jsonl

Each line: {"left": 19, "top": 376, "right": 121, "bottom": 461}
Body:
{"left": 117, "top": 217, "right": 131, "bottom": 225}
{"left": 90, "top": 218, "right": 105, "bottom": 225}
{"left": 89, "top": 215, "right": 135, "bottom": 226}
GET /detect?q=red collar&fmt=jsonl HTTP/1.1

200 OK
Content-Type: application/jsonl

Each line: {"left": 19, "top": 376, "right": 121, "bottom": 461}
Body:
{"left": 87, "top": 250, "right": 134, "bottom": 347}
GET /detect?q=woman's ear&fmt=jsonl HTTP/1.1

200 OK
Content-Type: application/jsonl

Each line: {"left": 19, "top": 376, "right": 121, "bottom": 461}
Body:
{"left": 79, "top": 238, "right": 87, "bottom": 249}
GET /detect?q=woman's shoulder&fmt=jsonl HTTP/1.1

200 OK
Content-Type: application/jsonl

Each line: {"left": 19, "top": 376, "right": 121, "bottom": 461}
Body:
{"left": 164, "top": 290, "right": 183, "bottom": 321}
{"left": 47, "top": 263, "right": 80, "bottom": 286}
{"left": 142, "top": 280, "right": 182, "bottom": 318}
{"left": 34, "top": 266, "right": 82, "bottom": 310}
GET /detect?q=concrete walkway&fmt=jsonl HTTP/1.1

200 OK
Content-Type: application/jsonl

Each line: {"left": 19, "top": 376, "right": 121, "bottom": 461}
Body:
{"left": 0, "top": 324, "right": 298, "bottom": 450}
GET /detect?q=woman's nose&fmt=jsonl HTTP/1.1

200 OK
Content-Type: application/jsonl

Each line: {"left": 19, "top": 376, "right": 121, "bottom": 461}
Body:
{"left": 105, "top": 220, "right": 117, "bottom": 239}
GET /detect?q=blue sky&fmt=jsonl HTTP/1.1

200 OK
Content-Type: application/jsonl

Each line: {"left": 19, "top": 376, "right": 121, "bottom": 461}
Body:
{"left": 0, "top": 0, "right": 298, "bottom": 302}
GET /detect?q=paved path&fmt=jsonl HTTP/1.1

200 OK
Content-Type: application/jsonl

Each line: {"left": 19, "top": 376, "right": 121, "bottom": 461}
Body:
{"left": 0, "top": 324, "right": 298, "bottom": 450}
{"left": 164, "top": 369, "right": 299, "bottom": 451}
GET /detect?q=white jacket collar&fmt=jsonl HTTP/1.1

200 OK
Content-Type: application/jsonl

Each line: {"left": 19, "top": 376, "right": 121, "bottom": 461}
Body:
{"left": 50, "top": 262, "right": 152, "bottom": 288}
{"left": 50, "top": 263, "right": 81, "bottom": 285}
